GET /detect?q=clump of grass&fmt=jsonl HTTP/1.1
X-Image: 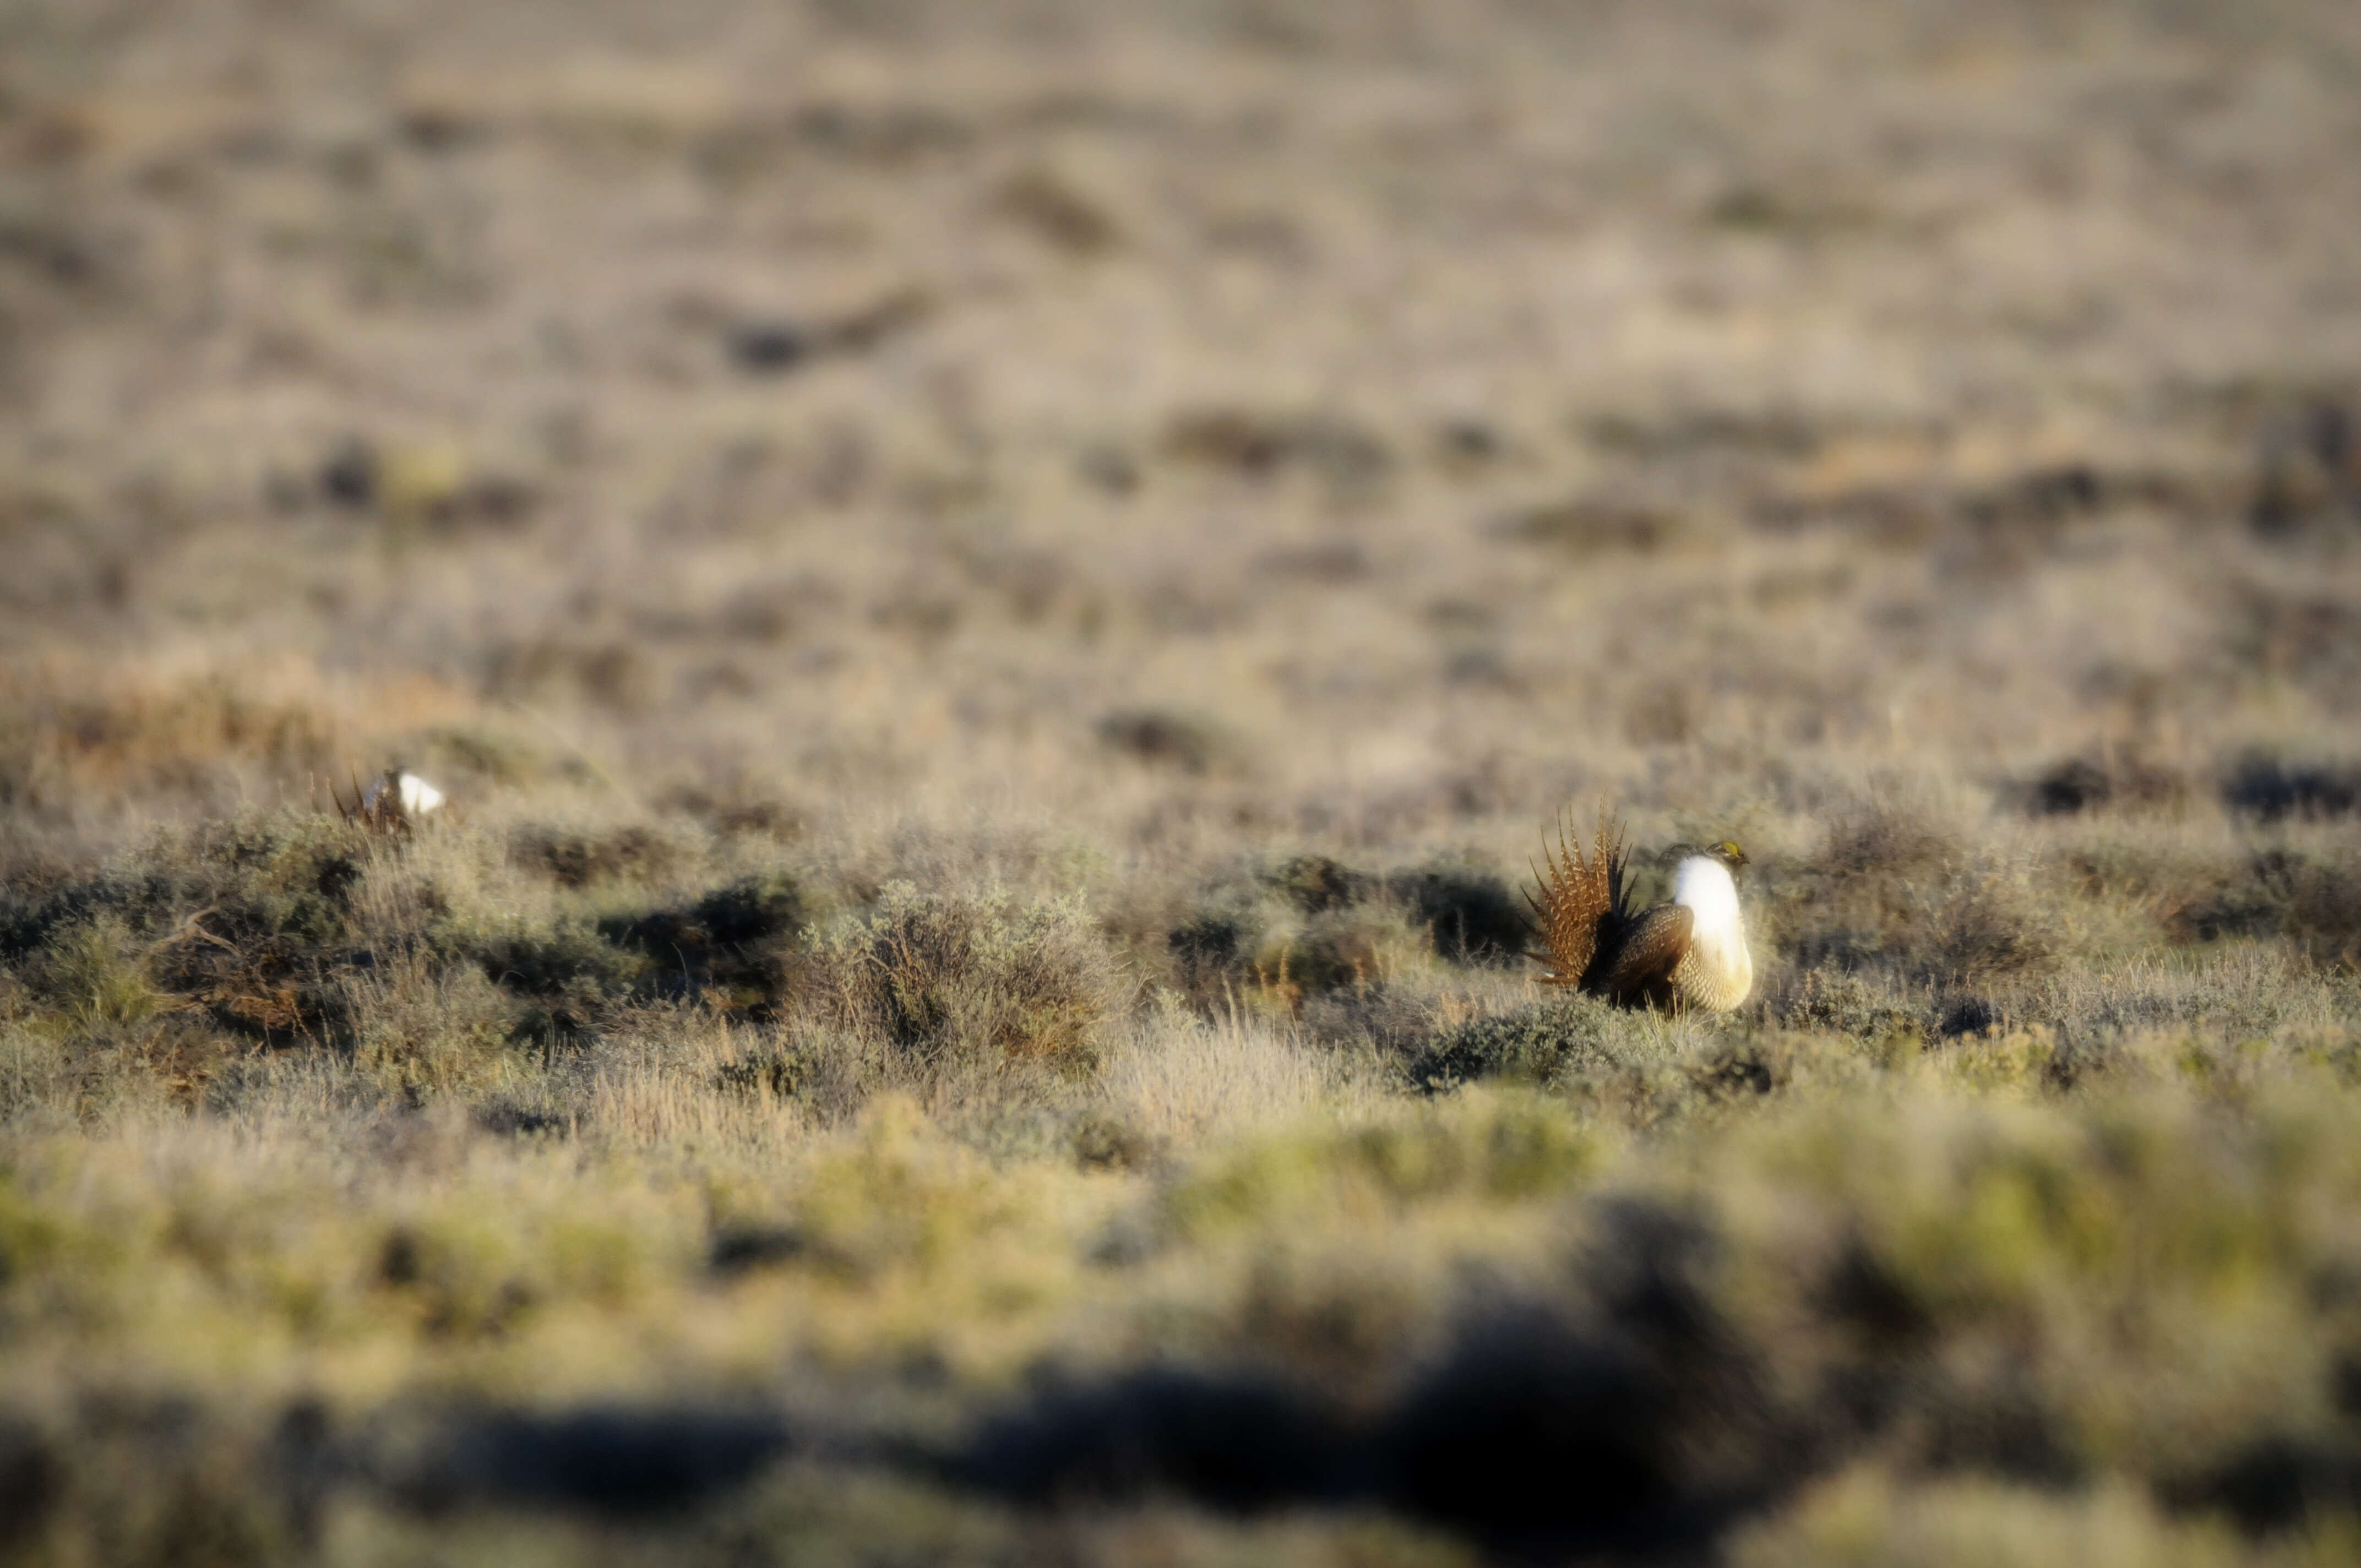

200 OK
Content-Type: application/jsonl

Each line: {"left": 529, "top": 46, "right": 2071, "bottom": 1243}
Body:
{"left": 512, "top": 822, "right": 686, "bottom": 889}
{"left": 1162, "top": 1088, "right": 1607, "bottom": 1243}
{"left": 1095, "top": 709, "right": 1238, "bottom": 776}
{"left": 995, "top": 166, "right": 1123, "bottom": 255}
{"left": 711, "top": 1043, "right": 812, "bottom": 1102}
{"left": 816, "top": 884, "right": 1125, "bottom": 1081}
{"left": 1096, "top": 1000, "right": 1338, "bottom": 1148}
{"left": 0, "top": 810, "right": 823, "bottom": 1088}
{"left": 1806, "top": 795, "right": 1959, "bottom": 885}
{"left": 611, "top": 870, "right": 812, "bottom": 1015}
{"left": 1266, "top": 854, "right": 1367, "bottom": 914}
{"left": 1770, "top": 799, "right": 1960, "bottom": 974}
{"left": 1167, "top": 908, "right": 1264, "bottom": 1008}
{"left": 1921, "top": 867, "right": 2063, "bottom": 990}
{"left": 1699, "top": 1086, "right": 2361, "bottom": 1500}
{"left": 442, "top": 914, "right": 652, "bottom": 1043}
{"left": 346, "top": 956, "right": 517, "bottom": 1094}
{"left": 1411, "top": 997, "right": 1882, "bottom": 1126}
{"left": 1770, "top": 798, "right": 2060, "bottom": 993}
{"left": 0, "top": 1400, "right": 298, "bottom": 1568}
{"left": 1162, "top": 854, "right": 1508, "bottom": 1021}
{"left": 1248, "top": 906, "right": 1422, "bottom": 1006}
{"left": 1386, "top": 864, "right": 1529, "bottom": 967}
{"left": 2173, "top": 847, "right": 2361, "bottom": 970}
{"left": 22, "top": 914, "right": 167, "bottom": 1030}
{"left": 1734, "top": 1472, "right": 2243, "bottom": 1568}
{"left": 1776, "top": 970, "right": 1925, "bottom": 1045}
{"left": 1158, "top": 407, "right": 1394, "bottom": 492}
{"left": 2223, "top": 755, "right": 2361, "bottom": 823}
{"left": 1409, "top": 994, "right": 1629, "bottom": 1091}
{"left": 2, "top": 813, "right": 376, "bottom": 1045}
{"left": 2026, "top": 753, "right": 2191, "bottom": 817}
{"left": 0, "top": 667, "right": 343, "bottom": 825}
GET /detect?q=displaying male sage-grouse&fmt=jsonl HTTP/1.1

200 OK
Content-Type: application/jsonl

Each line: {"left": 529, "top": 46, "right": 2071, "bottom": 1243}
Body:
{"left": 1528, "top": 810, "right": 1754, "bottom": 1011}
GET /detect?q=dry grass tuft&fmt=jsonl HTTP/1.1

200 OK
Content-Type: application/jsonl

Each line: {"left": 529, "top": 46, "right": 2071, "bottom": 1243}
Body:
{"left": 1096, "top": 710, "right": 1236, "bottom": 776}
{"left": 817, "top": 884, "right": 1126, "bottom": 1081}
{"left": 1921, "top": 867, "right": 2063, "bottom": 990}
{"left": 512, "top": 822, "right": 686, "bottom": 889}
{"left": 2173, "top": 847, "right": 2361, "bottom": 971}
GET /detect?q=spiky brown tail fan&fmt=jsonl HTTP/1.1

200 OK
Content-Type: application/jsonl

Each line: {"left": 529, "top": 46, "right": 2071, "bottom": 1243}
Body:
{"left": 1527, "top": 808, "right": 1629, "bottom": 988}
{"left": 326, "top": 766, "right": 406, "bottom": 836}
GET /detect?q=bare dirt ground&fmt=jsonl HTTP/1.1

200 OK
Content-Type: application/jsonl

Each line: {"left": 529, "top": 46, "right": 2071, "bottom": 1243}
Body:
{"left": 3, "top": 1, "right": 2361, "bottom": 1562}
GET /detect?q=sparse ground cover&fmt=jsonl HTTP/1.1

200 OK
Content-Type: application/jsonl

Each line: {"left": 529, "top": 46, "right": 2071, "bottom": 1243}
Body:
{"left": 3, "top": 0, "right": 2361, "bottom": 1560}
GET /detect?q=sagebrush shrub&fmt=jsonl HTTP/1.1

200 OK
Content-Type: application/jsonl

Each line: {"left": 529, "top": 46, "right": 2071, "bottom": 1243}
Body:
{"left": 1813, "top": 799, "right": 1959, "bottom": 885}
{"left": 26, "top": 916, "right": 165, "bottom": 1029}
{"left": 2, "top": 813, "right": 376, "bottom": 1043}
{"left": 612, "top": 871, "right": 810, "bottom": 1015}
{"left": 2175, "top": 847, "right": 2361, "bottom": 971}
{"left": 512, "top": 822, "right": 686, "bottom": 889}
{"left": 1777, "top": 970, "right": 1924, "bottom": 1042}
{"left": 1923, "top": 869, "right": 2061, "bottom": 988}
{"left": 1388, "top": 865, "right": 1529, "bottom": 966}
{"left": 1770, "top": 798, "right": 2061, "bottom": 995}
{"left": 1411, "top": 995, "right": 1625, "bottom": 1090}
{"left": 819, "top": 884, "right": 1123, "bottom": 1077}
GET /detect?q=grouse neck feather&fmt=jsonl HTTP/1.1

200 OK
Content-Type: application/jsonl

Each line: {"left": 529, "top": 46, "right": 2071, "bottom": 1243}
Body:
{"left": 1672, "top": 856, "right": 1743, "bottom": 937}
{"left": 1671, "top": 853, "right": 1752, "bottom": 1010}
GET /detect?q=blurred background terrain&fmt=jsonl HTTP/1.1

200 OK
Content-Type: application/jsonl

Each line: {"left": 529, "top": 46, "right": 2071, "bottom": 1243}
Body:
{"left": 2, "top": 0, "right": 2360, "bottom": 1562}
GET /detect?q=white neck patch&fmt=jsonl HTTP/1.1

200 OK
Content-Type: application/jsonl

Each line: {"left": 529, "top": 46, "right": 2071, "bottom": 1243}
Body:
{"left": 1673, "top": 856, "right": 1744, "bottom": 940}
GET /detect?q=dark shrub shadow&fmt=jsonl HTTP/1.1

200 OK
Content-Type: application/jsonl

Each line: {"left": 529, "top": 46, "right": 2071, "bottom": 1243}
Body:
{"left": 378, "top": 1406, "right": 796, "bottom": 1518}
{"left": 954, "top": 1369, "right": 1357, "bottom": 1512}
{"left": 953, "top": 1202, "right": 1809, "bottom": 1558}
{"left": 2225, "top": 755, "right": 2361, "bottom": 822}
{"left": 1388, "top": 866, "right": 1528, "bottom": 965}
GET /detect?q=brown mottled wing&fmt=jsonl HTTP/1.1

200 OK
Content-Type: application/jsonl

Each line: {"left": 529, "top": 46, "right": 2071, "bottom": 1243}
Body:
{"left": 1527, "top": 809, "right": 1625, "bottom": 986}
{"left": 1592, "top": 902, "right": 1693, "bottom": 1006}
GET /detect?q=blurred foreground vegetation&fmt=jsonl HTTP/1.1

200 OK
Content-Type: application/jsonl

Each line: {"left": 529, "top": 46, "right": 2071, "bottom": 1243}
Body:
{"left": 1, "top": 791, "right": 2359, "bottom": 1565}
